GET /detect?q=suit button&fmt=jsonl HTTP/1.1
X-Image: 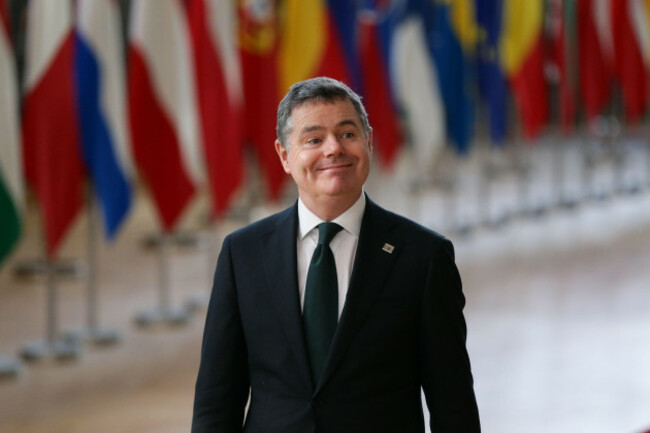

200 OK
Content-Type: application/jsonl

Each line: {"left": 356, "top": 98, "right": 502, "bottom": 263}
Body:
{"left": 312, "top": 398, "right": 324, "bottom": 408}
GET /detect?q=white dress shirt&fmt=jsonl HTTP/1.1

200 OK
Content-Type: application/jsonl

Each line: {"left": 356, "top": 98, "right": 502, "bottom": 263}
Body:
{"left": 297, "top": 193, "right": 366, "bottom": 318}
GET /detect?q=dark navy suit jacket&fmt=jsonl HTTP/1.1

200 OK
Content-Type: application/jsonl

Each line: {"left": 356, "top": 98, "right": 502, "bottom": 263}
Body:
{"left": 192, "top": 197, "right": 480, "bottom": 433}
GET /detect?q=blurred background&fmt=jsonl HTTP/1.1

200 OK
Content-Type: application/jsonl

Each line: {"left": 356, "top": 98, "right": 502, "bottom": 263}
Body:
{"left": 1, "top": 0, "right": 650, "bottom": 432}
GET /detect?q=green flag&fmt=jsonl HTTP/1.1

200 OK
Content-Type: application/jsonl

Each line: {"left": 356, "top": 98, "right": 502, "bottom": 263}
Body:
{"left": 0, "top": 7, "right": 23, "bottom": 266}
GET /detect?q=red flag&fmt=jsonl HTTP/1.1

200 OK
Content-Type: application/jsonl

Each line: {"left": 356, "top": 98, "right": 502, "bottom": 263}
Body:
{"left": 187, "top": 0, "right": 245, "bottom": 218}
{"left": 22, "top": 0, "right": 84, "bottom": 258}
{"left": 611, "top": 0, "right": 648, "bottom": 123}
{"left": 358, "top": 3, "right": 402, "bottom": 167}
{"left": 239, "top": 0, "right": 286, "bottom": 202}
{"left": 128, "top": 0, "right": 202, "bottom": 232}
{"left": 577, "top": 0, "right": 614, "bottom": 121}
{"left": 501, "top": 0, "right": 548, "bottom": 139}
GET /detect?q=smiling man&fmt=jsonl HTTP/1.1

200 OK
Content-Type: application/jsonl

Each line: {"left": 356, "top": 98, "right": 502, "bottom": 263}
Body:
{"left": 192, "top": 77, "right": 480, "bottom": 433}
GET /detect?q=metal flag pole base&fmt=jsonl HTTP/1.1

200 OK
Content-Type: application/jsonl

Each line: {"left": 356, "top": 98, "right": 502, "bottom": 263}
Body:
{"left": 134, "top": 232, "right": 192, "bottom": 328}
{"left": 620, "top": 184, "right": 643, "bottom": 195}
{"left": 186, "top": 223, "right": 220, "bottom": 314}
{"left": 13, "top": 259, "right": 85, "bottom": 279}
{"left": 65, "top": 192, "right": 122, "bottom": 348}
{"left": 64, "top": 326, "right": 122, "bottom": 347}
{"left": 19, "top": 339, "right": 82, "bottom": 363}
{"left": 557, "top": 196, "right": 579, "bottom": 210}
{"left": 450, "top": 223, "right": 476, "bottom": 238}
{"left": 521, "top": 203, "right": 548, "bottom": 219}
{"left": 141, "top": 231, "right": 210, "bottom": 251}
{"left": 134, "top": 307, "right": 191, "bottom": 328}
{"left": 612, "top": 141, "right": 643, "bottom": 195}
{"left": 20, "top": 258, "right": 84, "bottom": 363}
{"left": 479, "top": 147, "right": 512, "bottom": 230}
{"left": 514, "top": 148, "right": 550, "bottom": 220}
{"left": 484, "top": 213, "right": 511, "bottom": 231}
{"left": 0, "top": 357, "right": 22, "bottom": 379}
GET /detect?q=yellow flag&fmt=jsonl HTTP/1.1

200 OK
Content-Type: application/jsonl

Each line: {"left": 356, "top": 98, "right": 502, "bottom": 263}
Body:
{"left": 500, "top": 0, "right": 544, "bottom": 75}
{"left": 277, "top": 0, "right": 326, "bottom": 94}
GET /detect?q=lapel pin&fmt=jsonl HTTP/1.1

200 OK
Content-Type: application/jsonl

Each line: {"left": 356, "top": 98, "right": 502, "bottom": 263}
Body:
{"left": 382, "top": 243, "right": 395, "bottom": 254}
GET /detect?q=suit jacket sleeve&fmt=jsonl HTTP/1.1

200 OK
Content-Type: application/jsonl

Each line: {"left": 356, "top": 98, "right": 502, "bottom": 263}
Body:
{"left": 192, "top": 235, "right": 250, "bottom": 433}
{"left": 421, "top": 238, "right": 481, "bottom": 432}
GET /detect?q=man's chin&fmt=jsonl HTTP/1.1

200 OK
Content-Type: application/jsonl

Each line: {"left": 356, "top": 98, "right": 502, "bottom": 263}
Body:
{"left": 319, "top": 183, "right": 362, "bottom": 199}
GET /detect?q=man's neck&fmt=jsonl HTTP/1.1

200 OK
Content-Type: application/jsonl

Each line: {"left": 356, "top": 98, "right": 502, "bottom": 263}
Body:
{"left": 299, "top": 192, "right": 363, "bottom": 222}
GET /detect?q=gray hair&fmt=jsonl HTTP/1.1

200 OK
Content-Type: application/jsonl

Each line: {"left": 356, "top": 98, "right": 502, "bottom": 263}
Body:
{"left": 276, "top": 77, "right": 370, "bottom": 148}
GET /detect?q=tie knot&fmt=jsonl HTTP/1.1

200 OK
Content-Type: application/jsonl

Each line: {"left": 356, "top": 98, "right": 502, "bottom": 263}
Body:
{"left": 317, "top": 222, "right": 342, "bottom": 246}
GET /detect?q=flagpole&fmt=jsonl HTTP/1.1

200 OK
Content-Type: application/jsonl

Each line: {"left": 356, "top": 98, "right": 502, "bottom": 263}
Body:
{"left": 185, "top": 228, "right": 217, "bottom": 312}
{"left": 486, "top": 140, "right": 513, "bottom": 230}
{"left": 67, "top": 188, "right": 121, "bottom": 345}
{"left": 609, "top": 115, "right": 630, "bottom": 196}
{"left": 135, "top": 231, "right": 190, "bottom": 327}
{"left": 478, "top": 139, "right": 490, "bottom": 227}
{"left": 88, "top": 192, "right": 99, "bottom": 331}
{"left": 514, "top": 136, "right": 529, "bottom": 218}
{"left": 646, "top": 123, "right": 650, "bottom": 190}
{"left": 553, "top": 132, "right": 577, "bottom": 209}
{"left": 607, "top": 77, "right": 626, "bottom": 197}
{"left": 581, "top": 121, "right": 595, "bottom": 203}
{"left": 446, "top": 152, "right": 464, "bottom": 236}
{"left": 186, "top": 202, "right": 218, "bottom": 313}
{"left": 552, "top": 130, "right": 575, "bottom": 209}
{"left": 20, "top": 258, "right": 82, "bottom": 362}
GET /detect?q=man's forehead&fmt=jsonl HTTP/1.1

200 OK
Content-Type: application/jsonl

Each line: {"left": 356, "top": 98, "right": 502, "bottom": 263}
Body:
{"left": 291, "top": 98, "right": 362, "bottom": 128}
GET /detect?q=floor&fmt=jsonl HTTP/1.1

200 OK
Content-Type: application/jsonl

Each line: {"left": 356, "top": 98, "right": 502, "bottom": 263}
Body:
{"left": 1, "top": 140, "right": 650, "bottom": 433}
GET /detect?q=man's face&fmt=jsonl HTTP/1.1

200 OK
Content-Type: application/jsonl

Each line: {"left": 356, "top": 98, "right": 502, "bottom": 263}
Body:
{"left": 275, "top": 99, "right": 373, "bottom": 207}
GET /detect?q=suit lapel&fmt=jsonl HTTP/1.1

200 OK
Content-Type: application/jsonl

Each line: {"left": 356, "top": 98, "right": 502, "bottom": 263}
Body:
{"left": 261, "top": 205, "right": 313, "bottom": 393}
{"left": 316, "top": 199, "right": 402, "bottom": 394}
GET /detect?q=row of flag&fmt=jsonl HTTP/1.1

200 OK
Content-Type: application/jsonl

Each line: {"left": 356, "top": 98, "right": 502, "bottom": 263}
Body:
{"left": 2, "top": 0, "right": 248, "bottom": 264}
{"left": 1, "top": 0, "right": 650, "bottom": 266}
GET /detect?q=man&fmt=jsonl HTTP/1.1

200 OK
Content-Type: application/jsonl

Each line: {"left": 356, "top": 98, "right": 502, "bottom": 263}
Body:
{"left": 192, "top": 77, "right": 480, "bottom": 432}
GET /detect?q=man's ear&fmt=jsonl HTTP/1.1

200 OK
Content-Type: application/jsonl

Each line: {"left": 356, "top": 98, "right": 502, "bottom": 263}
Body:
{"left": 367, "top": 127, "right": 374, "bottom": 155}
{"left": 275, "top": 139, "right": 291, "bottom": 174}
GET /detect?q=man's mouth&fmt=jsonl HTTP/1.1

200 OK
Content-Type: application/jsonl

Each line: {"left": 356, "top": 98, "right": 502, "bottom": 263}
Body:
{"left": 318, "top": 161, "right": 353, "bottom": 171}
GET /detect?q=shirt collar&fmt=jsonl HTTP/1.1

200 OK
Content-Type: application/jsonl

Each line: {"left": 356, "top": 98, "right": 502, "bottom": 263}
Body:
{"left": 298, "top": 193, "right": 366, "bottom": 240}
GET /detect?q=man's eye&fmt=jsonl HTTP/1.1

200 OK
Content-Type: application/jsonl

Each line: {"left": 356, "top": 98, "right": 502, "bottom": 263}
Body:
{"left": 307, "top": 138, "right": 322, "bottom": 145}
{"left": 342, "top": 132, "right": 355, "bottom": 139}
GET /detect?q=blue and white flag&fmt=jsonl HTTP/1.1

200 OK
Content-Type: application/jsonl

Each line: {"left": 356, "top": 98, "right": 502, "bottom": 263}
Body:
{"left": 389, "top": 0, "right": 446, "bottom": 173}
{"left": 75, "top": 0, "right": 133, "bottom": 238}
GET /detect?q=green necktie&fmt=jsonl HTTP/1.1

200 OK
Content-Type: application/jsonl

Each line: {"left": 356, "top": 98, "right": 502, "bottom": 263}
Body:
{"left": 303, "top": 222, "right": 343, "bottom": 383}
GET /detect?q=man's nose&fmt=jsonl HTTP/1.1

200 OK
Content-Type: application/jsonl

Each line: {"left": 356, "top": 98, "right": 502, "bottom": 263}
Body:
{"left": 323, "top": 135, "right": 344, "bottom": 156}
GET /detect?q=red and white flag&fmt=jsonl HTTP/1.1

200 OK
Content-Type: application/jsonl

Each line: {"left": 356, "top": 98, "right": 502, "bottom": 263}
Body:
{"left": 128, "top": 0, "right": 202, "bottom": 231}
{"left": 186, "top": 0, "right": 245, "bottom": 219}
{"left": 22, "top": 0, "right": 84, "bottom": 258}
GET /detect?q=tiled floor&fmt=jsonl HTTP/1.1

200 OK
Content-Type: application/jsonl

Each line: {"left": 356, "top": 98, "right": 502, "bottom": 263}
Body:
{"left": 1, "top": 142, "right": 650, "bottom": 433}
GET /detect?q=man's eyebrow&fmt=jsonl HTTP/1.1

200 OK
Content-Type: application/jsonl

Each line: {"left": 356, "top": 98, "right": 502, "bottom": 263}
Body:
{"left": 337, "top": 119, "right": 360, "bottom": 129}
{"left": 299, "top": 125, "right": 325, "bottom": 135}
{"left": 299, "top": 119, "right": 361, "bottom": 136}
